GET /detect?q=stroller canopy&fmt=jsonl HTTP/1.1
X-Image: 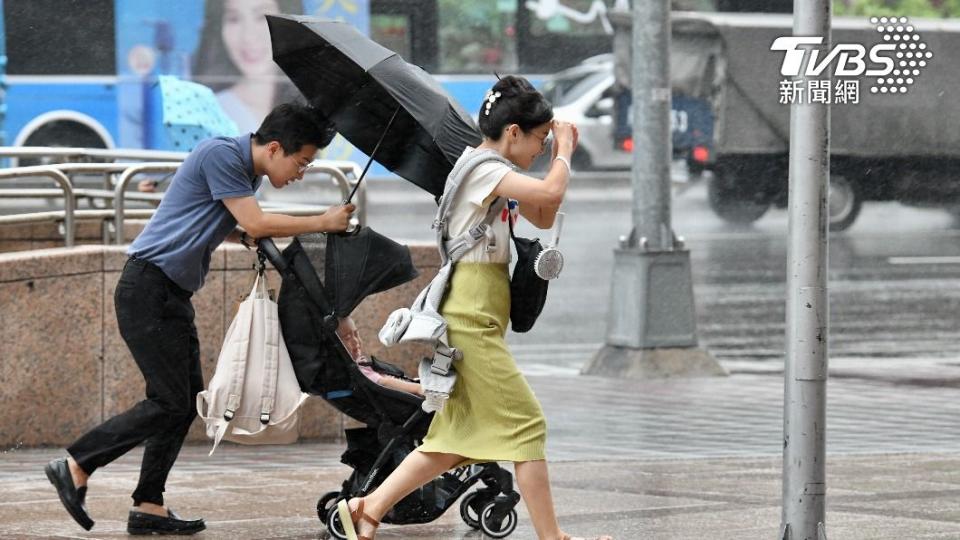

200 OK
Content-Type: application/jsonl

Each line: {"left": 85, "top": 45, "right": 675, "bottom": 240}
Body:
{"left": 300, "top": 227, "right": 419, "bottom": 318}
{"left": 274, "top": 226, "right": 419, "bottom": 396}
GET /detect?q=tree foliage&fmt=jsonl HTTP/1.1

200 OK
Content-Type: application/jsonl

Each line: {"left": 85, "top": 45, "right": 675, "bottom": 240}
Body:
{"left": 833, "top": 0, "right": 960, "bottom": 18}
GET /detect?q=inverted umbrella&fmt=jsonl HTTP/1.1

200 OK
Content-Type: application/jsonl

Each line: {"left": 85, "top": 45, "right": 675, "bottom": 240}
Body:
{"left": 267, "top": 15, "right": 481, "bottom": 199}
{"left": 158, "top": 75, "right": 239, "bottom": 151}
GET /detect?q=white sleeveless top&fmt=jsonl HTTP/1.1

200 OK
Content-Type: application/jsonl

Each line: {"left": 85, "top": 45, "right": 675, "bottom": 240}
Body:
{"left": 446, "top": 147, "right": 514, "bottom": 264}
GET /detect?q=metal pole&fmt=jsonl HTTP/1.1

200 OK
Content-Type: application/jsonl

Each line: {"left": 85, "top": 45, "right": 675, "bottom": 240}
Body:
{"left": 780, "top": 0, "right": 830, "bottom": 538}
{"left": 631, "top": 0, "right": 671, "bottom": 250}
{"left": 584, "top": 2, "right": 721, "bottom": 378}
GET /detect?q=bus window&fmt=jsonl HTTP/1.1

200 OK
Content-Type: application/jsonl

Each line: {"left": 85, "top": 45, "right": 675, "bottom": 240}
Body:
{"left": 4, "top": 0, "right": 115, "bottom": 75}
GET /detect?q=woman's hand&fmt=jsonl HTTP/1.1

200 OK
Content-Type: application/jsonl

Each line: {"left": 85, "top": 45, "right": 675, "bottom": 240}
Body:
{"left": 551, "top": 120, "right": 579, "bottom": 158}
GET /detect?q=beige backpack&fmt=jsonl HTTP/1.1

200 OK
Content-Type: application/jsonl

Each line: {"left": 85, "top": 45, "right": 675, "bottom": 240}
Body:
{"left": 197, "top": 271, "right": 308, "bottom": 455}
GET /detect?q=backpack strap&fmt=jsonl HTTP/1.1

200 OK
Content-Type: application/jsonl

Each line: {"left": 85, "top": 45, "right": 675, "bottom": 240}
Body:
{"left": 258, "top": 279, "right": 281, "bottom": 425}
{"left": 433, "top": 149, "right": 512, "bottom": 267}
{"left": 416, "top": 150, "right": 512, "bottom": 408}
{"left": 443, "top": 197, "right": 506, "bottom": 261}
{"left": 223, "top": 273, "right": 262, "bottom": 421}
{"left": 208, "top": 272, "right": 261, "bottom": 455}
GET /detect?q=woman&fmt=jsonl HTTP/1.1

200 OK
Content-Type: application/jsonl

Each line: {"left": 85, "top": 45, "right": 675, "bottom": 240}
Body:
{"left": 192, "top": 0, "right": 303, "bottom": 134}
{"left": 336, "top": 75, "right": 612, "bottom": 540}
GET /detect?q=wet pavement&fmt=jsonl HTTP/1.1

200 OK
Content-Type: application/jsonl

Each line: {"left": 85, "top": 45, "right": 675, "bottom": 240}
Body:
{"left": 7, "top": 177, "right": 960, "bottom": 537}
{"left": 4, "top": 364, "right": 960, "bottom": 539}
{"left": 358, "top": 176, "right": 960, "bottom": 365}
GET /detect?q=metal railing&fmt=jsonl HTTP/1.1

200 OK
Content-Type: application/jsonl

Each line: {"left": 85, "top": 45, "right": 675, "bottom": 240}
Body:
{"left": 0, "top": 166, "right": 75, "bottom": 245}
{"left": 0, "top": 147, "right": 368, "bottom": 248}
{"left": 0, "top": 146, "right": 189, "bottom": 166}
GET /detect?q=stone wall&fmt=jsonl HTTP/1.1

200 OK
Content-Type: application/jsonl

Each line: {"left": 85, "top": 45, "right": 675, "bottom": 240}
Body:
{"left": 0, "top": 219, "right": 149, "bottom": 254}
{"left": 0, "top": 242, "right": 437, "bottom": 448}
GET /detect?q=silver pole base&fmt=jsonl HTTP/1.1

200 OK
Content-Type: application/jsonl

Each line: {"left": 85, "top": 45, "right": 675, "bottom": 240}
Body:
{"left": 582, "top": 344, "right": 725, "bottom": 378}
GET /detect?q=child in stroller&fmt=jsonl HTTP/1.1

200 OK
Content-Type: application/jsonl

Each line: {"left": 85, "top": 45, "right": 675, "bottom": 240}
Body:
{"left": 335, "top": 316, "right": 423, "bottom": 397}
{"left": 260, "top": 230, "right": 522, "bottom": 539}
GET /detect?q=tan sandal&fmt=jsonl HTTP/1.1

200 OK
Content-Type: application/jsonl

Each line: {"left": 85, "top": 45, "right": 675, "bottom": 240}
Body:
{"left": 336, "top": 498, "right": 380, "bottom": 540}
{"left": 562, "top": 535, "right": 614, "bottom": 540}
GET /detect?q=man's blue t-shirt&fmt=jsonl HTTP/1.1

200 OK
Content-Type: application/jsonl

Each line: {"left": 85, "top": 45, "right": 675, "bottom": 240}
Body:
{"left": 130, "top": 134, "right": 262, "bottom": 292}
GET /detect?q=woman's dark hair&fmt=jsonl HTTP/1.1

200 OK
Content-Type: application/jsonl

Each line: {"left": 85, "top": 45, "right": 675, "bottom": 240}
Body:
{"left": 192, "top": 0, "right": 303, "bottom": 103}
{"left": 254, "top": 103, "right": 337, "bottom": 154}
{"left": 477, "top": 75, "right": 553, "bottom": 140}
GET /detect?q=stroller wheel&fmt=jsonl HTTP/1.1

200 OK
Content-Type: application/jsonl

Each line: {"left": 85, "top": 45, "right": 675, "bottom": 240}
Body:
{"left": 459, "top": 491, "right": 484, "bottom": 530}
{"left": 326, "top": 502, "right": 348, "bottom": 540}
{"left": 317, "top": 491, "right": 341, "bottom": 523}
{"left": 479, "top": 500, "right": 518, "bottom": 538}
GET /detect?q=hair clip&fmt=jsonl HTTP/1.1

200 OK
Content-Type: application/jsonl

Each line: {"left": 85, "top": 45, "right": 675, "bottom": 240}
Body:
{"left": 483, "top": 91, "right": 502, "bottom": 116}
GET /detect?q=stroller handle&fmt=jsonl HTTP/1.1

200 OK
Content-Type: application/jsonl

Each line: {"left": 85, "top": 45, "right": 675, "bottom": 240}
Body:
{"left": 256, "top": 238, "right": 288, "bottom": 273}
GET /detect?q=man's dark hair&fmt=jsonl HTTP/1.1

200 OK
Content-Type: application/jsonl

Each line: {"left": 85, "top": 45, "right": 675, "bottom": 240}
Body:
{"left": 254, "top": 102, "right": 337, "bottom": 154}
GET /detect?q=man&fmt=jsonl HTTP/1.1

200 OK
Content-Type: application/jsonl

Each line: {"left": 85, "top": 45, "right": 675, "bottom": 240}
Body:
{"left": 44, "top": 103, "right": 355, "bottom": 535}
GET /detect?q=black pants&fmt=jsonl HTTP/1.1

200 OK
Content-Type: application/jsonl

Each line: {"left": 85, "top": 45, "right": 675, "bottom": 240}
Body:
{"left": 68, "top": 257, "right": 203, "bottom": 506}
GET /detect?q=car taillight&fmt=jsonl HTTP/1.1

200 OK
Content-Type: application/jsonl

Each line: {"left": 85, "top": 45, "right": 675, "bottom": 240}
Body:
{"left": 621, "top": 137, "right": 633, "bottom": 152}
{"left": 692, "top": 145, "right": 709, "bottom": 163}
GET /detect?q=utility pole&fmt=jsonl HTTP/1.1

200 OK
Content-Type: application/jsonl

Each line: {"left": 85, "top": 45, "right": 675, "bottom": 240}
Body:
{"left": 583, "top": 1, "right": 721, "bottom": 378}
{"left": 780, "top": 0, "right": 831, "bottom": 538}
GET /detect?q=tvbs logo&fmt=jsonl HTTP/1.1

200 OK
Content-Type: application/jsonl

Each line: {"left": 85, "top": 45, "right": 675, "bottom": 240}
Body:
{"left": 771, "top": 17, "right": 932, "bottom": 94}
{"left": 772, "top": 36, "right": 895, "bottom": 77}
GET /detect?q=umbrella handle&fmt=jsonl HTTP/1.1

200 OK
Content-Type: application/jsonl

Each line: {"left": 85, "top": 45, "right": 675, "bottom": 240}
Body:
{"left": 344, "top": 106, "right": 402, "bottom": 205}
{"left": 344, "top": 217, "right": 362, "bottom": 235}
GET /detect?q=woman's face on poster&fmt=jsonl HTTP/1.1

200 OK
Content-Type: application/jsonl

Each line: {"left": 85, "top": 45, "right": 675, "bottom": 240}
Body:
{"left": 221, "top": 0, "right": 280, "bottom": 78}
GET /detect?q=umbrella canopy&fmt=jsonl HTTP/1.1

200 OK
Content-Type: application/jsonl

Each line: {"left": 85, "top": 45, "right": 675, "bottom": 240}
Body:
{"left": 158, "top": 75, "right": 238, "bottom": 151}
{"left": 267, "top": 15, "right": 481, "bottom": 199}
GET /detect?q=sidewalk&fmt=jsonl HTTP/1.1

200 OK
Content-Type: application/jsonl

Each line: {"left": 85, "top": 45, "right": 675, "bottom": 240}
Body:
{"left": 3, "top": 365, "right": 960, "bottom": 539}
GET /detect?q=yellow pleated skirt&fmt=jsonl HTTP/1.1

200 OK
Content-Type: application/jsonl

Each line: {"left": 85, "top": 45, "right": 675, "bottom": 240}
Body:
{"left": 417, "top": 263, "right": 547, "bottom": 463}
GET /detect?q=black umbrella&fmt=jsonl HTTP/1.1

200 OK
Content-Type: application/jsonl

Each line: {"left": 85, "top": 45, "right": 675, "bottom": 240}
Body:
{"left": 267, "top": 14, "right": 481, "bottom": 199}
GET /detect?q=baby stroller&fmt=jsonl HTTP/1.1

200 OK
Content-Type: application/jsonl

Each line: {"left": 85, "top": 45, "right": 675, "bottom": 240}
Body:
{"left": 259, "top": 229, "right": 521, "bottom": 539}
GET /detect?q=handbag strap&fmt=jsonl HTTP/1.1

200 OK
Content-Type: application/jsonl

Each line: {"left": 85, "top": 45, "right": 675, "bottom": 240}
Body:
{"left": 507, "top": 201, "right": 525, "bottom": 245}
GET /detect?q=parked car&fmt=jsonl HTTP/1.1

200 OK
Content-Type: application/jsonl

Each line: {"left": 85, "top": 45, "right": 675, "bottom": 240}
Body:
{"left": 537, "top": 53, "right": 714, "bottom": 177}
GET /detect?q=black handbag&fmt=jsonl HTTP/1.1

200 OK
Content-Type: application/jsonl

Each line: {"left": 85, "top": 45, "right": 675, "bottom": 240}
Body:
{"left": 508, "top": 216, "right": 549, "bottom": 333}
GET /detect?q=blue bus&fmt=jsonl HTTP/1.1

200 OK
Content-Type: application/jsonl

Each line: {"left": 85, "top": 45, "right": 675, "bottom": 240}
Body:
{"left": 0, "top": 1, "right": 725, "bottom": 170}
{"left": 0, "top": 0, "right": 368, "bottom": 160}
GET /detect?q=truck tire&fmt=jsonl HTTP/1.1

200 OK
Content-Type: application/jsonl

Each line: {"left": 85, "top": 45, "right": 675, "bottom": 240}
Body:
{"left": 828, "top": 174, "right": 861, "bottom": 232}
{"left": 707, "top": 174, "right": 770, "bottom": 224}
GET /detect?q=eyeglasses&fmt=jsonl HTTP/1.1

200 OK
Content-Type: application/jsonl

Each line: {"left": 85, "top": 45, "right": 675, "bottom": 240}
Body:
{"left": 296, "top": 160, "right": 314, "bottom": 174}
{"left": 534, "top": 133, "right": 551, "bottom": 154}
{"left": 540, "top": 135, "right": 552, "bottom": 152}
